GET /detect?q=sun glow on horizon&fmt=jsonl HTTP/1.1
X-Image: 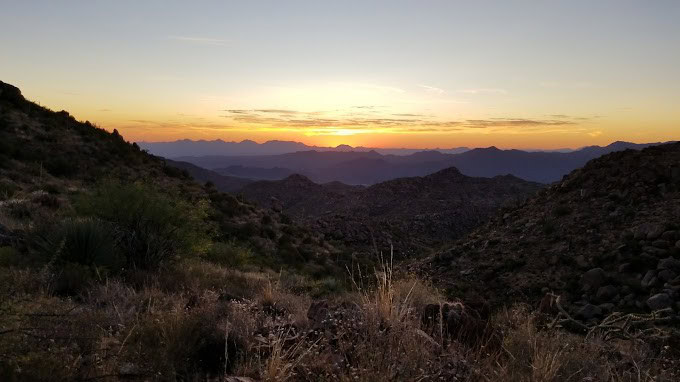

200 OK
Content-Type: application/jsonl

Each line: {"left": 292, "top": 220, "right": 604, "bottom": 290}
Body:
{"left": 1, "top": 1, "right": 678, "bottom": 150}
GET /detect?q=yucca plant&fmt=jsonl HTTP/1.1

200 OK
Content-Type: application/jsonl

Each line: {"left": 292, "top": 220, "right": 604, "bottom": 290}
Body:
{"left": 35, "top": 217, "right": 120, "bottom": 268}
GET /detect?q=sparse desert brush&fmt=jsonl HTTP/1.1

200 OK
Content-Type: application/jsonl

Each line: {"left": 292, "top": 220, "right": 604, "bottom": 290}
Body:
{"left": 74, "top": 181, "right": 213, "bottom": 269}
{"left": 349, "top": 249, "right": 431, "bottom": 326}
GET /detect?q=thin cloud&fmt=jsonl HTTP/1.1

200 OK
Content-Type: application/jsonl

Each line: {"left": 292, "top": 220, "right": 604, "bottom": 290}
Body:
{"left": 169, "top": 36, "right": 228, "bottom": 46}
{"left": 458, "top": 88, "right": 508, "bottom": 95}
{"left": 419, "top": 85, "right": 446, "bottom": 94}
{"left": 463, "top": 118, "right": 576, "bottom": 128}
{"left": 216, "top": 108, "right": 592, "bottom": 135}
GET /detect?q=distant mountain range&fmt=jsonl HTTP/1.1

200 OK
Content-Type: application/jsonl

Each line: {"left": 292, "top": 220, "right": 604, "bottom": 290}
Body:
{"left": 168, "top": 141, "right": 672, "bottom": 184}
{"left": 238, "top": 168, "right": 543, "bottom": 256}
{"left": 138, "top": 139, "right": 470, "bottom": 157}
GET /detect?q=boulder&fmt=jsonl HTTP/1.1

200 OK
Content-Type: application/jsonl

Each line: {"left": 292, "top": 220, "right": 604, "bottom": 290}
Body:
{"left": 646, "top": 293, "right": 673, "bottom": 310}
{"left": 581, "top": 268, "right": 606, "bottom": 291}
{"left": 595, "top": 285, "right": 618, "bottom": 302}
{"left": 576, "top": 304, "right": 602, "bottom": 320}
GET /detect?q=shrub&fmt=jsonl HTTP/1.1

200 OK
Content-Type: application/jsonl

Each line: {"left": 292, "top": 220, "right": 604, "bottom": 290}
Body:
{"left": 44, "top": 157, "right": 77, "bottom": 177}
{"left": 0, "top": 180, "right": 18, "bottom": 201}
{"left": 3, "top": 199, "right": 31, "bottom": 219}
{"left": 162, "top": 164, "right": 189, "bottom": 179}
{"left": 0, "top": 246, "right": 22, "bottom": 267}
{"left": 33, "top": 218, "right": 121, "bottom": 269}
{"left": 75, "top": 181, "right": 212, "bottom": 269}
{"left": 553, "top": 204, "right": 572, "bottom": 217}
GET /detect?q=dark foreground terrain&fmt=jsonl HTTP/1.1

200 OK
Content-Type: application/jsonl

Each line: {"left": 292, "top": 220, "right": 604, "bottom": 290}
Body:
{"left": 1, "top": 80, "right": 679, "bottom": 381}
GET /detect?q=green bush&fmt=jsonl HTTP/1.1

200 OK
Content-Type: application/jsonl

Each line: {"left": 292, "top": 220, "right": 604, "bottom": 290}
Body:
{"left": 75, "top": 181, "right": 212, "bottom": 269}
{"left": 203, "top": 241, "right": 253, "bottom": 267}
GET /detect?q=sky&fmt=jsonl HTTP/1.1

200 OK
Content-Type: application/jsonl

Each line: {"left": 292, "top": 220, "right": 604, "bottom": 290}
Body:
{"left": 1, "top": 0, "right": 679, "bottom": 149}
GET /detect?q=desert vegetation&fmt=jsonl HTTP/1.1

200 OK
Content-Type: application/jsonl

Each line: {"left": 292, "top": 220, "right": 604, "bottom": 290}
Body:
{"left": 1, "top": 81, "right": 679, "bottom": 380}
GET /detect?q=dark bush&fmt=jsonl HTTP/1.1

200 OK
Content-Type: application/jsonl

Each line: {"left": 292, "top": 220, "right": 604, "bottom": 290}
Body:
{"left": 162, "top": 164, "right": 188, "bottom": 179}
{"left": 44, "top": 157, "right": 77, "bottom": 177}
{"left": 75, "top": 182, "right": 212, "bottom": 269}
{"left": 0, "top": 180, "right": 18, "bottom": 200}
{"left": 34, "top": 218, "right": 120, "bottom": 269}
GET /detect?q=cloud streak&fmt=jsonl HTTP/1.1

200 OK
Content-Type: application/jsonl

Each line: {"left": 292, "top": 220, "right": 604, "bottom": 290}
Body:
{"left": 419, "top": 85, "right": 446, "bottom": 94}
{"left": 218, "top": 108, "right": 591, "bottom": 135}
{"left": 458, "top": 88, "right": 508, "bottom": 95}
{"left": 169, "top": 36, "right": 228, "bottom": 46}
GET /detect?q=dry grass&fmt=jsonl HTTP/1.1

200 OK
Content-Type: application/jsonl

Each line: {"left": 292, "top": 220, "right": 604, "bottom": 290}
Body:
{"left": 0, "top": 258, "right": 677, "bottom": 381}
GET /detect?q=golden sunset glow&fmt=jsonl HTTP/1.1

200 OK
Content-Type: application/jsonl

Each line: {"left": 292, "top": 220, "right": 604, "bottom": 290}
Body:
{"left": 2, "top": 1, "right": 678, "bottom": 149}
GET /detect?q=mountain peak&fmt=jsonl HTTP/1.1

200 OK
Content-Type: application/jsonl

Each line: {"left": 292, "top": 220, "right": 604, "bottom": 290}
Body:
{"left": 429, "top": 166, "right": 462, "bottom": 178}
{"left": 335, "top": 144, "right": 354, "bottom": 151}
{"left": 283, "top": 173, "right": 314, "bottom": 184}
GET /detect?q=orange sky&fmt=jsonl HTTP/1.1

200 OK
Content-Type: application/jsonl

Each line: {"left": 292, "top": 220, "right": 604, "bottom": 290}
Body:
{"left": 2, "top": 2, "right": 679, "bottom": 150}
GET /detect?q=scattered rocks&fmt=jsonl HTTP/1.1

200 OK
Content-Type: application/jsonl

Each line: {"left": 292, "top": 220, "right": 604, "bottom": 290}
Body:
{"left": 422, "top": 143, "right": 680, "bottom": 329}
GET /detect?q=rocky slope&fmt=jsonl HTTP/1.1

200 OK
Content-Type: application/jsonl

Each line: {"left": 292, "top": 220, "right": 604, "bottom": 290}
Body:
{"left": 0, "top": 80, "right": 339, "bottom": 273}
{"left": 422, "top": 143, "right": 680, "bottom": 321}
{"left": 240, "top": 168, "right": 543, "bottom": 257}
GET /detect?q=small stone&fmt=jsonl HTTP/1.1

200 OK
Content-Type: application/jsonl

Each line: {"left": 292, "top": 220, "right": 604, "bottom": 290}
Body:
{"left": 595, "top": 285, "right": 618, "bottom": 302}
{"left": 641, "top": 270, "right": 658, "bottom": 289}
{"left": 643, "top": 246, "right": 667, "bottom": 256}
{"left": 598, "top": 303, "right": 615, "bottom": 313}
{"left": 661, "top": 231, "right": 677, "bottom": 241}
{"left": 576, "top": 304, "right": 602, "bottom": 320}
{"left": 652, "top": 240, "right": 670, "bottom": 249}
{"left": 658, "top": 269, "right": 677, "bottom": 283}
{"left": 618, "top": 263, "right": 631, "bottom": 273}
{"left": 576, "top": 255, "right": 589, "bottom": 268}
{"left": 647, "top": 225, "right": 666, "bottom": 240}
{"left": 646, "top": 293, "right": 673, "bottom": 310}
{"left": 658, "top": 257, "right": 680, "bottom": 271}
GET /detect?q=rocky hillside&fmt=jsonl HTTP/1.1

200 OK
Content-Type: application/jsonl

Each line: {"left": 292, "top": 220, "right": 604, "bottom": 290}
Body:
{"left": 240, "top": 168, "right": 543, "bottom": 257}
{"left": 0, "top": 80, "right": 339, "bottom": 274}
{"left": 165, "top": 159, "right": 253, "bottom": 192}
{"left": 422, "top": 143, "right": 680, "bottom": 321}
